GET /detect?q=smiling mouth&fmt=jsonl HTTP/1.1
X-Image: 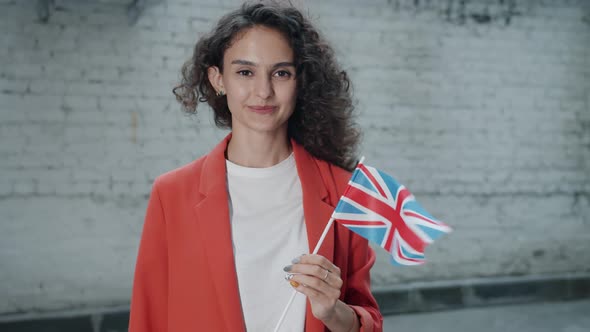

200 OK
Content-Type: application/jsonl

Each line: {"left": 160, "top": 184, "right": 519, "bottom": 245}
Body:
{"left": 248, "top": 106, "right": 277, "bottom": 114}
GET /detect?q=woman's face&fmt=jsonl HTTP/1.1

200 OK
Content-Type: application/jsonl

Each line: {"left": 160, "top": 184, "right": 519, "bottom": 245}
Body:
{"left": 208, "top": 25, "right": 297, "bottom": 137}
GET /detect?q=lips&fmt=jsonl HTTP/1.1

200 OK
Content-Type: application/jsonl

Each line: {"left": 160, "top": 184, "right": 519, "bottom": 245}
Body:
{"left": 248, "top": 106, "right": 277, "bottom": 114}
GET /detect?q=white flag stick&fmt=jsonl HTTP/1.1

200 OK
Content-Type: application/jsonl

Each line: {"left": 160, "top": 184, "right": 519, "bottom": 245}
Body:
{"left": 273, "top": 156, "right": 365, "bottom": 332}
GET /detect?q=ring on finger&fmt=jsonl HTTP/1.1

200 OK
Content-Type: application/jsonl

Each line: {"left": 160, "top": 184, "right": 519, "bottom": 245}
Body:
{"left": 322, "top": 268, "right": 330, "bottom": 281}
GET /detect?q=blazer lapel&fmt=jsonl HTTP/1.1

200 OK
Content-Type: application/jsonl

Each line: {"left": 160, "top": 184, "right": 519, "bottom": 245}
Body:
{"left": 292, "top": 140, "right": 336, "bottom": 260}
{"left": 192, "top": 134, "right": 246, "bottom": 332}
{"left": 292, "top": 141, "right": 337, "bottom": 332}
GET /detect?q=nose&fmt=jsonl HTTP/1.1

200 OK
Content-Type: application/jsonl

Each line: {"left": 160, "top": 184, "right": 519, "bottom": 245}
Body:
{"left": 253, "top": 74, "right": 273, "bottom": 100}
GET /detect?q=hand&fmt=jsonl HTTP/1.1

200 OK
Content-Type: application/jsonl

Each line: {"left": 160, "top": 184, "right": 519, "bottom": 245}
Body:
{"left": 284, "top": 254, "right": 343, "bottom": 322}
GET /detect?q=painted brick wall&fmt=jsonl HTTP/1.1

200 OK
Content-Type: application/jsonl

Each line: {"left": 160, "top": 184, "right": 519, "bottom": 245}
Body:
{"left": 0, "top": 0, "right": 588, "bottom": 314}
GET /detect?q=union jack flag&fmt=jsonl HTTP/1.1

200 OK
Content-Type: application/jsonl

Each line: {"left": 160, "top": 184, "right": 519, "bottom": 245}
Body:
{"left": 332, "top": 160, "right": 451, "bottom": 266}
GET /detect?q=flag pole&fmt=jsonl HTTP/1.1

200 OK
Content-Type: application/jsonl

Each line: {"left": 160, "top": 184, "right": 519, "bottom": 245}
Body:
{"left": 273, "top": 156, "right": 365, "bottom": 332}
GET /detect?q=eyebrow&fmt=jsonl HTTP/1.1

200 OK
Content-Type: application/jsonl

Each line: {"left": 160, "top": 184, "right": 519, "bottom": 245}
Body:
{"left": 230, "top": 59, "right": 295, "bottom": 69}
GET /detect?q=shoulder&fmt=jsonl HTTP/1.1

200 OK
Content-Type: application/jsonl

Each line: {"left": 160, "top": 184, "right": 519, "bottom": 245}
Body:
{"left": 328, "top": 162, "right": 352, "bottom": 197}
{"left": 154, "top": 134, "right": 231, "bottom": 188}
{"left": 308, "top": 154, "right": 351, "bottom": 178}
{"left": 309, "top": 154, "right": 353, "bottom": 197}
{"left": 316, "top": 155, "right": 351, "bottom": 179}
{"left": 151, "top": 154, "right": 208, "bottom": 197}
{"left": 150, "top": 134, "right": 230, "bottom": 200}
{"left": 328, "top": 162, "right": 352, "bottom": 183}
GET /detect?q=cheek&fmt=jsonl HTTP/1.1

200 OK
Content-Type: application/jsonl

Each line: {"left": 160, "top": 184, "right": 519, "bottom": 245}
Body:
{"left": 226, "top": 80, "right": 248, "bottom": 95}
{"left": 279, "top": 82, "right": 297, "bottom": 106}
{"left": 225, "top": 82, "right": 249, "bottom": 108}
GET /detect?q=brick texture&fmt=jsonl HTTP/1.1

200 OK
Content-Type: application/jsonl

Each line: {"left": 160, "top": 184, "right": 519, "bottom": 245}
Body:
{"left": 0, "top": 0, "right": 589, "bottom": 314}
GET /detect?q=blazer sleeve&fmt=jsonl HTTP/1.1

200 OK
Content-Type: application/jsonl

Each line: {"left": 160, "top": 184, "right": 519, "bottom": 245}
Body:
{"left": 345, "top": 234, "right": 383, "bottom": 332}
{"left": 128, "top": 180, "right": 168, "bottom": 332}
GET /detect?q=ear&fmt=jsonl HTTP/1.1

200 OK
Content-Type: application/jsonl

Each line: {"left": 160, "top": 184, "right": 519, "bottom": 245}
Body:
{"left": 207, "top": 66, "right": 224, "bottom": 94}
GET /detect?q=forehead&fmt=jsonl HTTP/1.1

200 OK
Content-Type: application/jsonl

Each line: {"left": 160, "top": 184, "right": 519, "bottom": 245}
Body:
{"left": 224, "top": 25, "right": 294, "bottom": 64}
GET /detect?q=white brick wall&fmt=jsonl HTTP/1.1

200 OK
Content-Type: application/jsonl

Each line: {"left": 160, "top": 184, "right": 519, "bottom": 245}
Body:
{"left": 0, "top": 0, "right": 588, "bottom": 314}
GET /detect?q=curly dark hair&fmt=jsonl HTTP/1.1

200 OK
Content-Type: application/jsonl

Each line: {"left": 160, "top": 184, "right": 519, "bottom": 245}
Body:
{"left": 173, "top": 1, "right": 361, "bottom": 171}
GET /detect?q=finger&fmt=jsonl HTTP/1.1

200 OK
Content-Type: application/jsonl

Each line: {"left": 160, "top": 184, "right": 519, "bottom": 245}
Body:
{"left": 285, "top": 268, "right": 343, "bottom": 290}
{"left": 285, "top": 261, "right": 342, "bottom": 288}
{"left": 290, "top": 279, "right": 320, "bottom": 298}
{"left": 286, "top": 263, "right": 331, "bottom": 282}
{"left": 289, "top": 273, "right": 341, "bottom": 300}
{"left": 297, "top": 254, "right": 341, "bottom": 276}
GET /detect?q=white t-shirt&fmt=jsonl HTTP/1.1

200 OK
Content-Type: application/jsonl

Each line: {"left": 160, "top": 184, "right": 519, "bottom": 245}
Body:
{"left": 226, "top": 153, "right": 308, "bottom": 332}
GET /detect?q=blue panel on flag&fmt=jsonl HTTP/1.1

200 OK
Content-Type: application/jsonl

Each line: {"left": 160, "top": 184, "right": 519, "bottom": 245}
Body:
{"left": 390, "top": 256, "right": 405, "bottom": 266}
{"left": 400, "top": 243, "right": 425, "bottom": 259}
{"left": 376, "top": 169, "right": 401, "bottom": 191}
{"left": 352, "top": 170, "right": 380, "bottom": 196}
{"left": 403, "top": 201, "right": 436, "bottom": 220}
{"left": 347, "top": 226, "right": 386, "bottom": 245}
{"left": 416, "top": 224, "right": 446, "bottom": 240}
{"left": 335, "top": 200, "right": 364, "bottom": 214}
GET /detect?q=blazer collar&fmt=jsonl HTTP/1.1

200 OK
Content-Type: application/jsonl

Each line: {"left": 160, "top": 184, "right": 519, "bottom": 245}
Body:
{"left": 291, "top": 139, "right": 335, "bottom": 259}
{"left": 193, "top": 133, "right": 336, "bottom": 332}
{"left": 198, "top": 133, "right": 232, "bottom": 197}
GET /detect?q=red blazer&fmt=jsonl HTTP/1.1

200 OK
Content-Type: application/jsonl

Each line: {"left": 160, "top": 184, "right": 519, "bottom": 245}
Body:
{"left": 129, "top": 134, "right": 383, "bottom": 331}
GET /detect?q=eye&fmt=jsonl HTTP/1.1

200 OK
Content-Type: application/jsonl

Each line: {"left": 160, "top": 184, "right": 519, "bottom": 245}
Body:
{"left": 274, "top": 70, "right": 292, "bottom": 78}
{"left": 237, "top": 70, "right": 253, "bottom": 76}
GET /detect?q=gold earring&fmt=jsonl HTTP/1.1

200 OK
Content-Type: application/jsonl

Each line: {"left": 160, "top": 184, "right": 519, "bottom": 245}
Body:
{"left": 216, "top": 90, "right": 225, "bottom": 97}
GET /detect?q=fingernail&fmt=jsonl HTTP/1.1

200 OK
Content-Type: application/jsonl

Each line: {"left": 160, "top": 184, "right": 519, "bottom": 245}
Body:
{"left": 284, "top": 274, "right": 293, "bottom": 281}
{"left": 283, "top": 265, "right": 292, "bottom": 272}
{"left": 290, "top": 281, "right": 300, "bottom": 288}
{"left": 291, "top": 257, "right": 300, "bottom": 264}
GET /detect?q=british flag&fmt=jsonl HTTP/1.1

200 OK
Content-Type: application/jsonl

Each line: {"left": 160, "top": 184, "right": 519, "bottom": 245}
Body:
{"left": 332, "top": 160, "right": 451, "bottom": 266}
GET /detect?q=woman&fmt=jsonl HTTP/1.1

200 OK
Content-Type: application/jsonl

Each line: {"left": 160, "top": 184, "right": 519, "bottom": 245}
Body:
{"left": 129, "top": 1, "right": 383, "bottom": 331}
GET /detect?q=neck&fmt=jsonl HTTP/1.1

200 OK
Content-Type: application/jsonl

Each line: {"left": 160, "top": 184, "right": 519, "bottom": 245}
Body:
{"left": 226, "top": 128, "right": 292, "bottom": 168}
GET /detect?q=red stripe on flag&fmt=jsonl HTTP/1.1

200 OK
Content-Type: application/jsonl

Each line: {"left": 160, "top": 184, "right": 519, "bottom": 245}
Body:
{"left": 396, "top": 243, "right": 424, "bottom": 263}
{"left": 395, "top": 187, "right": 412, "bottom": 212}
{"left": 403, "top": 211, "right": 444, "bottom": 226}
{"left": 336, "top": 219, "right": 388, "bottom": 227}
{"left": 358, "top": 164, "right": 387, "bottom": 198}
